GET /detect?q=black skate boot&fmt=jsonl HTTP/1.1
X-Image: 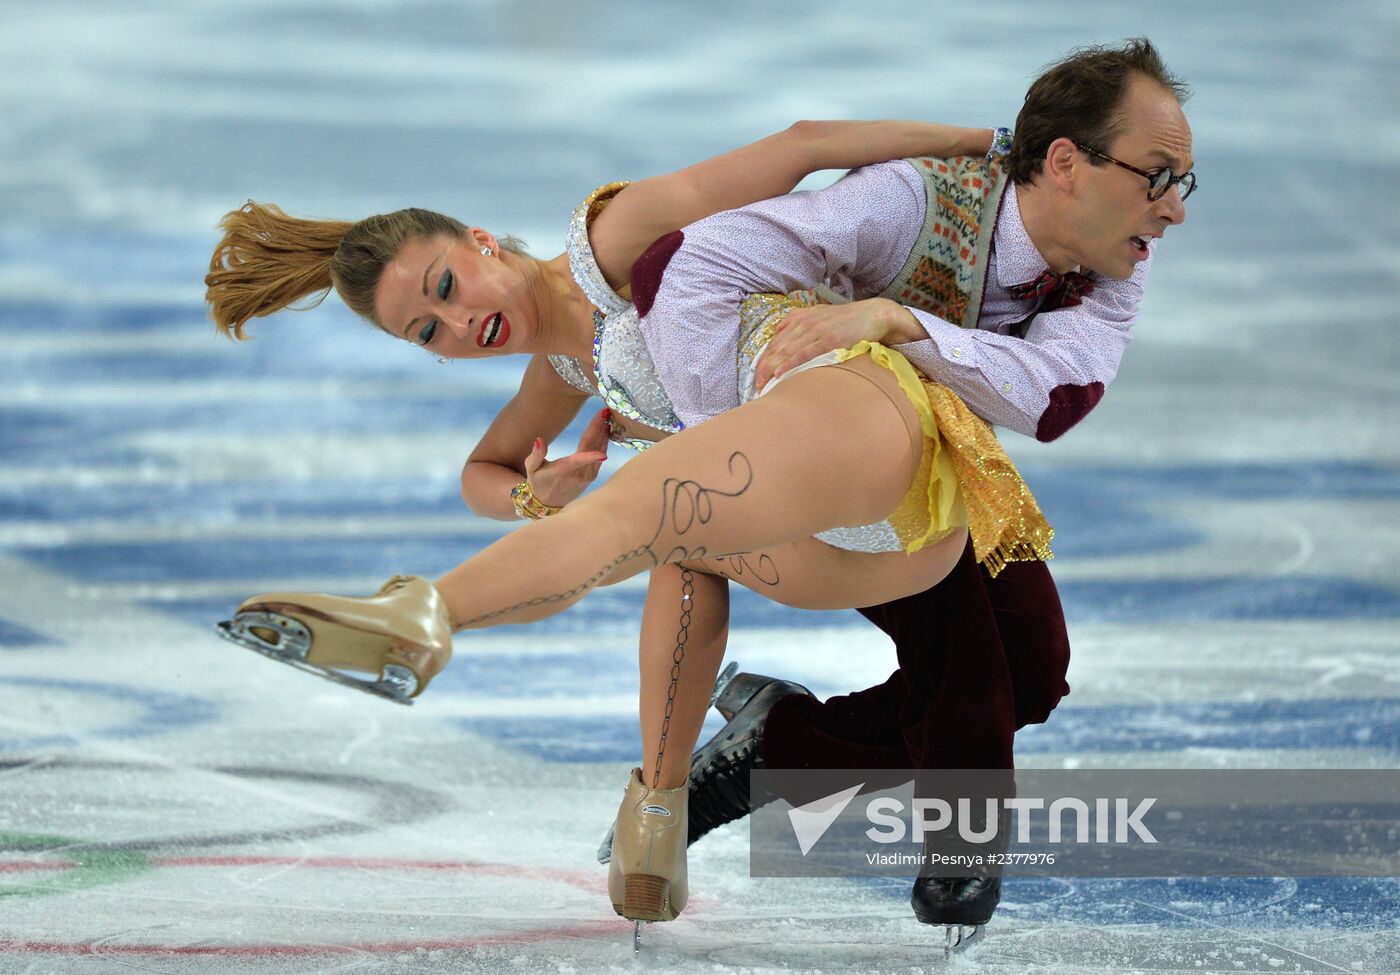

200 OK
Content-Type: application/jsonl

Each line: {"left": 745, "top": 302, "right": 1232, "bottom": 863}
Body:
{"left": 912, "top": 805, "right": 1010, "bottom": 957}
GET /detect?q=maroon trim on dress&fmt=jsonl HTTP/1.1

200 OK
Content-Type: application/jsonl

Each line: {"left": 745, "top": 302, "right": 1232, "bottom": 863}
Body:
{"left": 1035, "top": 381, "right": 1104, "bottom": 442}
{"left": 629, "top": 230, "right": 685, "bottom": 318}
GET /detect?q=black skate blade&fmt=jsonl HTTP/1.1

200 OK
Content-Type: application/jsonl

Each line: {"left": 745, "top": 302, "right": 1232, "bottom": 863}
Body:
{"left": 943, "top": 923, "right": 983, "bottom": 958}
{"left": 215, "top": 619, "right": 414, "bottom": 706}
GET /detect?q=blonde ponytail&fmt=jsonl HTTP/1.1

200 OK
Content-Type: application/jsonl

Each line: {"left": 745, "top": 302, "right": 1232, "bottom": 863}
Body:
{"left": 205, "top": 201, "right": 352, "bottom": 340}
{"left": 205, "top": 202, "right": 482, "bottom": 340}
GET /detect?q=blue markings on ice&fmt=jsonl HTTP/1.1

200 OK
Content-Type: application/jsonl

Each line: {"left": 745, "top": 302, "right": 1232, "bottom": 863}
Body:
{"left": 6, "top": 453, "right": 1399, "bottom": 622}
{"left": 1017, "top": 697, "right": 1400, "bottom": 753}
{"left": 0, "top": 677, "right": 218, "bottom": 752}
{"left": 0, "top": 300, "right": 195, "bottom": 334}
{"left": 855, "top": 875, "right": 1400, "bottom": 928}
{"left": 0, "top": 397, "right": 493, "bottom": 466}
{"left": 0, "top": 479, "right": 466, "bottom": 524}
{"left": 1057, "top": 576, "right": 1400, "bottom": 621}
{"left": 457, "top": 696, "right": 1400, "bottom": 764}
{"left": 454, "top": 715, "right": 665, "bottom": 765}
{"left": 17, "top": 535, "right": 501, "bottom": 585}
{"left": 0, "top": 618, "right": 55, "bottom": 647}
{"left": 1027, "top": 461, "right": 1400, "bottom": 503}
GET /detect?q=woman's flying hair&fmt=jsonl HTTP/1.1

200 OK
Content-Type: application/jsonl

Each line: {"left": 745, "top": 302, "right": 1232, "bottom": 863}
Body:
{"left": 205, "top": 202, "right": 471, "bottom": 340}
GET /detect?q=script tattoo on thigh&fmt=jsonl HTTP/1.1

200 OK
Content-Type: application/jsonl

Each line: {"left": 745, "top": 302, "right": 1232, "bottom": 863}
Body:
{"left": 456, "top": 452, "right": 757, "bottom": 629}
{"left": 710, "top": 552, "right": 780, "bottom": 587}
{"left": 646, "top": 451, "right": 755, "bottom": 565}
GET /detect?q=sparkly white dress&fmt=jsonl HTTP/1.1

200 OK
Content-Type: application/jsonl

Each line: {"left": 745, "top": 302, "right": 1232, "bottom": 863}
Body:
{"left": 550, "top": 184, "right": 909, "bottom": 553}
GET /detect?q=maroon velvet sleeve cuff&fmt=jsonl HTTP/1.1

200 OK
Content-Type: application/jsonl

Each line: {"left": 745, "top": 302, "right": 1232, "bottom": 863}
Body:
{"left": 1035, "top": 381, "right": 1105, "bottom": 442}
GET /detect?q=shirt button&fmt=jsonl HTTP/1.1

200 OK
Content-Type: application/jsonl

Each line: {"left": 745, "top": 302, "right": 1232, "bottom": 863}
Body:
{"left": 952, "top": 347, "right": 964, "bottom": 358}
{"left": 1001, "top": 382, "right": 1012, "bottom": 393}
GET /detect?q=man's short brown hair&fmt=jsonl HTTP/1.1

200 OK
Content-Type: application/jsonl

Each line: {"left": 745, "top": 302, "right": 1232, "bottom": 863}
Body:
{"left": 1007, "top": 38, "right": 1191, "bottom": 185}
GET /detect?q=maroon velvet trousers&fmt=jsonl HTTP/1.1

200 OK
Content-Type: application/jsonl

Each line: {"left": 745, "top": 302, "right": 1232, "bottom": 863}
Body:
{"left": 759, "top": 538, "right": 1071, "bottom": 773}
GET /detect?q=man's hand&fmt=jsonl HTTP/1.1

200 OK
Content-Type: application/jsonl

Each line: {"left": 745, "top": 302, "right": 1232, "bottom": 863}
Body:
{"left": 524, "top": 408, "right": 611, "bottom": 508}
{"left": 753, "top": 298, "right": 925, "bottom": 390}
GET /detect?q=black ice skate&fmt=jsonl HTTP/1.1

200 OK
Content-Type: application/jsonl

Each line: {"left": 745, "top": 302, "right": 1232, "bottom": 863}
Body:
{"left": 912, "top": 805, "right": 1010, "bottom": 957}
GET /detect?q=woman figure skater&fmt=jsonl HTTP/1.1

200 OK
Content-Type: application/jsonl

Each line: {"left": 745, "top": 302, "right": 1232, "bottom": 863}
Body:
{"left": 204, "top": 119, "right": 1052, "bottom": 934}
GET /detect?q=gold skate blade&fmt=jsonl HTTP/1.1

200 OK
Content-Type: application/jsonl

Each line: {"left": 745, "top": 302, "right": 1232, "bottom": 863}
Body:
{"left": 215, "top": 619, "right": 415, "bottom": 705}
{"left": 943, "top": 923, "right": 984, "bottom": 958}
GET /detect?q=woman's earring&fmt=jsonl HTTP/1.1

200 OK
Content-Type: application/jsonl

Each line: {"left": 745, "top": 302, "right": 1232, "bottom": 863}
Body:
{"left": 480, "top": 246, "right": 493, "bottom": 256}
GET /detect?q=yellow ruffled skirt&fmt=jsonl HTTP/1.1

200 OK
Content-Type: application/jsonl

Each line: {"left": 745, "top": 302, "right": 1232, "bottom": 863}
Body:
{"left": 738, "top": 291, "right": 1053, "bottom": 577}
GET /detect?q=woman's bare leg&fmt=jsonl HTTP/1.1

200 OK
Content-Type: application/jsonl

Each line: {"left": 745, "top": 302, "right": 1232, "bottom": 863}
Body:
{"left": 443, "top": 358, "right": 966, "bottom": 793}
{"left": 637, "top": 565, "right": 730, "bottom": 790}
{"left": 635, "top": 531, "right": 972, "bottom": 791}
{"left": 435, "top": 357, "right": 933, "bottom": 629}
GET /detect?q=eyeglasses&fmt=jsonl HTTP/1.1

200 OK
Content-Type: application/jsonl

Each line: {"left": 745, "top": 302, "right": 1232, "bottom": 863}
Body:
{"left": 1075, "top": 143, "right": 1197, "bottom": 203}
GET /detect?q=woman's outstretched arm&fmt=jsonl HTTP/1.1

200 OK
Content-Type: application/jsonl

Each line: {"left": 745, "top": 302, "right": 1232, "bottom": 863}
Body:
{"left": 590, "top": 120, "right": 996, "bottom": 285}
{"left": 633, "top": 119, "right": 995, "bottom": 222}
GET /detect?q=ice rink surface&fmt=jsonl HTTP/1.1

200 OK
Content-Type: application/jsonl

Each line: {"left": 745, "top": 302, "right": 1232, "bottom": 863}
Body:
{"left": 2, "top": 1, "right": 1398, "bottom": 971}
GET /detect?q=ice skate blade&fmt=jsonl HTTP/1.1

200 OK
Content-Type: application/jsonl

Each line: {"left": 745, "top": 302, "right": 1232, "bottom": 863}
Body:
{"left": 632, "top": 920, "right": 642, "bottom": 955}
{"left": 708, "top": 661, "right": 739, "bottom": 709}
{"left": 943, "top": 923, "right": 983, "bottom": 958}
{"left": 216, "top": 617, "right": 416, "bottom": 705}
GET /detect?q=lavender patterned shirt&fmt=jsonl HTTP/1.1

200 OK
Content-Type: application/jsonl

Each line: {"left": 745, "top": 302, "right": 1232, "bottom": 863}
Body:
{"left": 637, "top": 160, "right": 1154, "bottom": 440}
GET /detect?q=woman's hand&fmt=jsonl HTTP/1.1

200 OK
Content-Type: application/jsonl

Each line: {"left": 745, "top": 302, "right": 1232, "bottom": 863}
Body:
{"left": 753, "top": 298, "right": 925, "bottom": 390}
{"left": 524, "top": 407, "right": 611, "bottom": 508}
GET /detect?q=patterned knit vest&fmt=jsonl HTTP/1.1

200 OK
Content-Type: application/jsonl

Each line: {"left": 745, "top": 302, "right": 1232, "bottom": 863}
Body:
{"left": 875, "top": 155, "right": 1010, "bottom": 329}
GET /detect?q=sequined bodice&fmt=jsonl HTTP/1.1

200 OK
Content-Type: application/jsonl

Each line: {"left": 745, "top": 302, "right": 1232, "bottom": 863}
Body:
{"left": 551, "top": 184, "right": 946, "bottom": 556}
{"left": 556, "top": 183, "right": 684, "bottom": 450}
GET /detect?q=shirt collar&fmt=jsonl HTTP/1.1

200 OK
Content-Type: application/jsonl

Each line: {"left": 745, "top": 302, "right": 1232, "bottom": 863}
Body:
{"left": 994, "top": 182, "right": 1056, "bottom": 288}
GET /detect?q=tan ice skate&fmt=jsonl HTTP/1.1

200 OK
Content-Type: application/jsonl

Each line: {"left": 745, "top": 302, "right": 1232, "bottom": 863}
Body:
{"left": 608, "top": 767, "right": 689, "bottom": 951}
{"left": 216, "top": 574, "right": 452, "bottom": 704}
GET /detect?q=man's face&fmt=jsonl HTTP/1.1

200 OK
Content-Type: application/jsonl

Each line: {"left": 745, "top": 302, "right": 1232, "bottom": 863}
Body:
{"left": 1069, "top": 74, "right": 1193, "bottom": 280}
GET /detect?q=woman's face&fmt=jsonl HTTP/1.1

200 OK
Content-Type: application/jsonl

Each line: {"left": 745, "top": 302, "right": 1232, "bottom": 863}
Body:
{"left": 373, "top": 232, "right": 529, "bottom": 359}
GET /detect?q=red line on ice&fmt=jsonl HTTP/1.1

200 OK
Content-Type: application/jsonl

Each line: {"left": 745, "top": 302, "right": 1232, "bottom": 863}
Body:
{"left": 0, "top": 862, "right": 77, "bottom": 872}
{"left": 154, "top": 855, "right": 605, "bottom": 891}
{"left": 0, "top": 922, "right": 622, "bottom": 956}
{"left": 0, "top": 855, "right": 662, "bottom": 956}
{"left": 1, "top": 855, "right": 603, "bottom": 891}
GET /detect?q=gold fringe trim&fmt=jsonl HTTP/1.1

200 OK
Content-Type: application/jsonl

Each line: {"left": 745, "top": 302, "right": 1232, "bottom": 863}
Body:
{"left": 835, "top": 341, "right": 1055, "bottom": 579}
{"left": 737, "top": 293, "right": 1054, "bottom": 579}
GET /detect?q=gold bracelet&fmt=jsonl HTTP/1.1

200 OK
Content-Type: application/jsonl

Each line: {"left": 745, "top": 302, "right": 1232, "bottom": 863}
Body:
{"left": 511, "top": 481, "right": 562, "bottom": 520}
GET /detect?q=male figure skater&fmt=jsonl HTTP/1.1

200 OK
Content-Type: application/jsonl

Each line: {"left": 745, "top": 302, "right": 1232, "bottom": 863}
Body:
{"left": 621, "top": 36, "right": 1194, "bottom": 942}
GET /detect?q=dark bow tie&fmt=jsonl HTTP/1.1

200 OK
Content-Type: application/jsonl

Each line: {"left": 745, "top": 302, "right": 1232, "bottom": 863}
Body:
{"left": 1009, "top": 269, "right": 1094, "bottom": 310}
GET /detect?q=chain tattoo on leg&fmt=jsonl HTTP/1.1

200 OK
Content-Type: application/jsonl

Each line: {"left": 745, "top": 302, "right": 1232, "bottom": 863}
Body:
{"left": 651, "top": 568, "right": 693, "bottom": 790}
{"left": 455, "top": 452, "right": 755, "bottom": 629}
